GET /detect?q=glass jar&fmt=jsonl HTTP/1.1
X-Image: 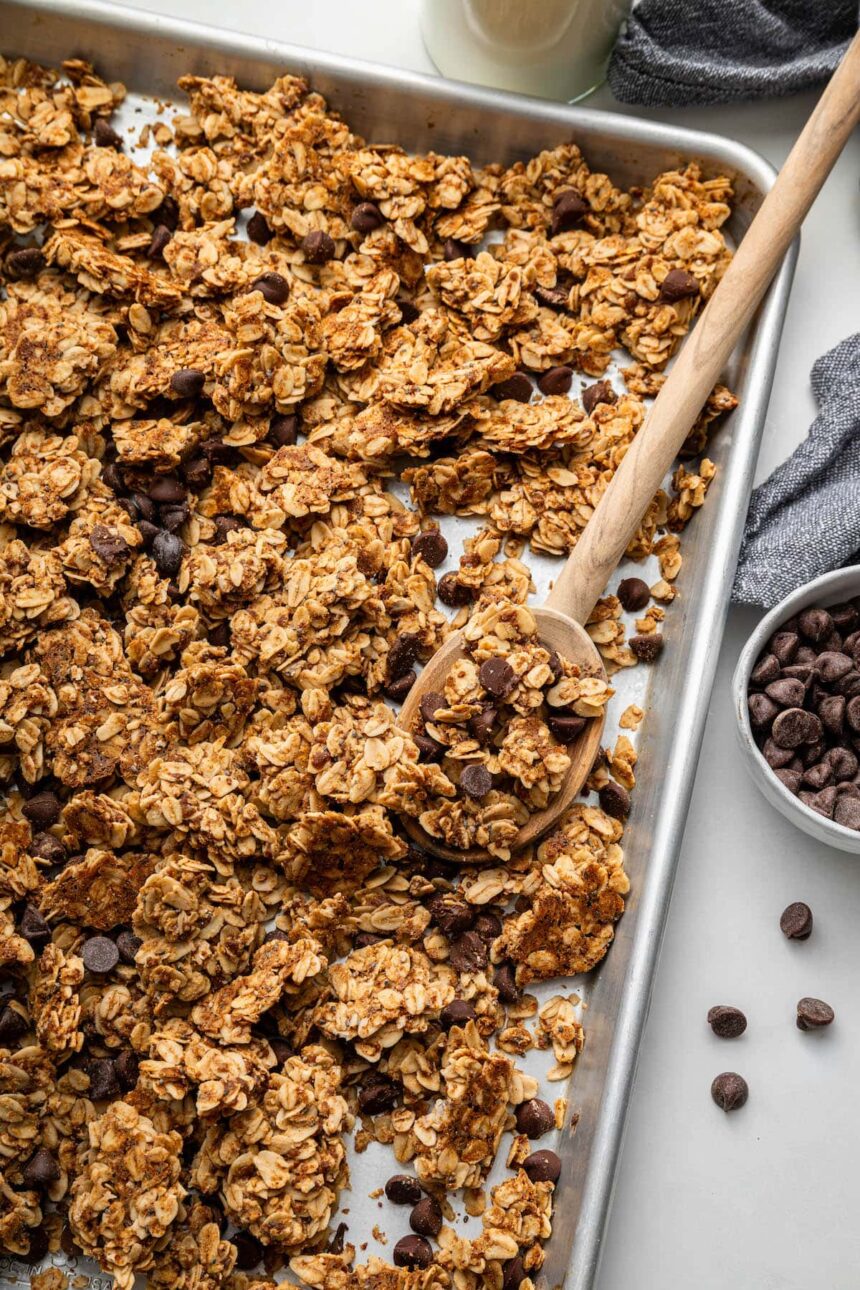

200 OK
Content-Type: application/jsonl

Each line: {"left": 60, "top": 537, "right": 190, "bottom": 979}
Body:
{"left": 420, "top": 0, "right": 631, "bottom": 102}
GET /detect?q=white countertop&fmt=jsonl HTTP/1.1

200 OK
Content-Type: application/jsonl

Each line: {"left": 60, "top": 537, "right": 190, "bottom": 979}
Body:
{"left": 121, "top": 2, "right": 860, "bottom": 1284}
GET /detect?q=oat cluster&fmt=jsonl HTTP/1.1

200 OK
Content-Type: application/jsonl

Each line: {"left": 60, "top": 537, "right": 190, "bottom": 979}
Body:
{"left": 0, "top": 51, "right": 735, "bottom": 1289}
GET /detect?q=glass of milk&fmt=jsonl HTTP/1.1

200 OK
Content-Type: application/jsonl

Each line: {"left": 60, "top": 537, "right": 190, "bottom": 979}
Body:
{"left": 420, "top": 0, "right": 632, "bottom": 102}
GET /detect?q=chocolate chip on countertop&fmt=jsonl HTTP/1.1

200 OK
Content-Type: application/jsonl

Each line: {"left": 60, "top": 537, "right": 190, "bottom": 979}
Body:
{"left": 351, "top": 201, "right": 384, "bottom": 234}
{"left": 82, "top": 935, "right": 120, "bottom": 975}
{"left": 20, "top": 904, "right": 51, "bottom": 952}
{"left": 22, "top": 1147, "right": 61, "bottom": 1190}
{"left": 798, "top": 607, "right": 833, "bottom": 642}
{"left": 384, "top": 671, "right": 416, "bottom": 703}
{"left": 771, "top": 707, "right": 823, "bottom": 749}
{"left": 538, "top": 364, "right": 573, "bottom": 396}
{"left": 551, "top": 187, "right": 589, "bottom": 234}
{"left": 547, "top": 713, "right": 587, "bottom": 743}
{"left": 492, "top": 372, "right": 533, "bottom": 403}
{"left": 252, "top": 271, "right": 290, "bottom": 305}
{"left": 269, "top": 413, "right": 299, "bottom": 447}
{"left": 598, "top": 780, "right": 630, "bottom": 820}
{"left": 707, "top": 1006, "right": 747, "bottom": 1039}
{"left": 89, "top": 524, "right": 130, "bottom": 566}
{"left": 116, "top": 929, "right": 143, "bottom": 964}
{"left": 170, "top": 368, "right": 206, "bottom": 399}
{"left": 301, "top": 229, "right": 336, "bottom": 263}
{"left": 412, "top": 529, "right": 449, "bottom": 568}
{"left": 522, "top": 1149, "right": 562, "bottom": 1184}
{"left": 581, "top": 379, "right": 617, "bottom": 415}
{"left": 659, "top": 268, "right": 700, "bottom": 301}
{"left": 617, "top": 577, "right": 651, "bottom": 613}
{"left": 152, "top": 530, "right": 183, "bottom": 578}
{"left": 410, "top": 1195, "right": 443, "bottom": 1238}
{"left": 437, "top": 573, "right": 474, "bottom": 606}
{"left": 449, "top": 929, "right": 488, "bottom": 973}
{"left": 440, "top": 998, "right": 476, "bottom": 1029}
{"left": 147, "top": 224, "right": 172, "bottom": 259}
{"left": 393, "top": 1235, "right": 433, "bottom": 1270}
{"left": 796, "top": 997, "right": 835, "bottom": 1030}
{"left": 93, "top": 118, "right": 122, "bottom": 148}
{"left": 630, "top": 632, "right": 664, "bottom": 663}
{"left": 246, "top": 210, "right": 273, "bottom": 245}
{"left": 460, "top": 763, "right": 493, "bottom": 799}
{"left": 779, "top": 901, "right": 813, "bottom": 940}
{"left": 358, "top": 1076, "right": 399, "bottom": 1115}
{"left": 22, "top": 790, "right": 61, "bottom": 829}
{"left": 711, "top": 1071, "right": 748, "bottom": 1111}
{"left": 515, "top": 1098, "right": 556, "bottom": 1138}
{"left": 385, "top": 1174, "right": 423, "bottom": 1206}
{"left": 479, "top": 656, "right": 516, "bottom": 698}
{"left": 7, "top": 246, "right": 44, "bottom": 276}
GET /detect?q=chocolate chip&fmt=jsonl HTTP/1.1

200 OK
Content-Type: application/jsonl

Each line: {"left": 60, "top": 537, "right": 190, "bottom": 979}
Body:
{"left": 246, "top": 210, "right": 273, "bottom": 245}
{"left": 818, "top": 694, "right": 846, "bottom": 737}
{"left": 354, "top": 931, "right": 384, "bottom": 949}
{"left": 810, "top": 785, "right": 838, "bottom": 818}
{"left": 796, "top": 997, "right": 835, "bottom": 1030}
{"left": 410, "top": 1195, "right": 442, "bottom": 1237}
{"left": 129, "top": 490, "right": 156, "bottom": 522}
{"left": 707, "top": 1006, "right": 747, "bottom": 1039}
{"left": 393, "top": 1235, "right": 433, "bottom": 1269}
{"left": 780, "top": 902, "right": 813, "bottom": 940}
{"left": 847, "top": 695, "right": 860, "bottom": 731}
{"left": 440, "top": 999, "right": 476, "bottom": 1028}
{"left": 419, "top": 691, "right": 447, "bottom": 725}
{"left": 210, "top": 514, "right": 243, "bottom": 545}
{"left": 20, "top": 904, "right": 50, "bottom": 952}
{"left": 538, "top": 365, "right": 573, "bottom": 396}
{"left": 147, "top": 224, "right": 172, "bottom": 259}
{"left": 427, "top": 894, "right": 474, "bottom": 937}
{"left": 479, "top": 656, "right": 516, "bottom": 699}
{"left": 101, "top": 462, "right": 125, "bottom": 496}
{"left": 86, "top": 1056, "right": 120, "bottom": 1100}
{"left": 351, "top": 202, "right": 384, "bottom": 234}
{"left": 769, "top": 631, "right": 799, "bottom": 665}
{"left": 301, "top": 229, "right": 336, "bottom": 263}
{"left": 764, "top": 678, "right": 806, "bottom": 709}
{"left": 547, "top": 713, "right": 587, "bottom": 742}
{"left": 412, "top": 529, "right": 448, "bottom": 568}
{"left": 327, "top": 1221, "right": 348, "bottom": 1255}
{"left": 460, "top": 764, "right": 492, "bottom": 799}
{"left": 22, "top": 790, "right": 61, "bottom": 829}
{"left": 834, "top": 794, "right": 860, "bottom": 829}
{"left": 711, "top": 1071, "right": 748, "bottom": 1111}
{"left": 516, "top": 1098, "right": 555, "bottom": 1138}
{"left": 617, "top": 577, "right": 650, "bottom": 612}
{"left": 551, "top": 187, "right": 589, "bottom": 234}
{"left": 385, "top": 1174, "right": 422, "bottom": 1206}
{"left": 358, "top": 1077, "right": 399, "bottom": 1115}
{"left": 443, "top": 237, "right": 469, "bottom": 260}
{"left": 252, "top": 271, "right": 290, "bottom": 306}
{"left": 598, "top": 780, "right": 630, "bottom": 821}
{"left": 388, "top": 634, "right": 421, "bottom": 681}
{"left": 22, "top": 1224, "right": 49, "bottom": 1264}
{"left": 802, "top": 761, "right": 832, "bottom": 791}
{"left": 775, "top": 768, "right": 803, "bottom": 793}
{"left": 798, "top": 607, "right": 833, "bottom": 643}
{"left": 473, "top": 910, "right": 503, "bottom": 942}
{"left": 630, "top": 633, "right": 664, "bottom": 663}
{"left": 93, "top": 117, "right": 122, "bottom": 148}
{"left": 830, "top": 602, "right": 859, "bottom": 633}
{"left": 659, "top": 268, "right": 700, "bottom": 301}
{"left": 115, "top": 1049, "right": 139, "bottom": 1091}
{"left": 750, "top": 653, "right": 781, "bottom": 687}
{"left": 82, "top": 935, "right": 120, "bottom": 975}
{"left": 156, "top": 194, "right": 179, "bottom": 230}
{"left": 493, "top": 962, "right": 520, "bottom": 1004}
{"left": 816, "top": 650, "right": 853, "bottom": 684}
{"left": 232, "top": 1231, "right": 264, "bottom": 1270}
{"left": 21, "top": 1147, "right": 60, "bottom": 1190}
{"left": 148, "top": 477, "right": 187, "bottom": 504}
{"left": 89, "top": 524, "right": 130, "bottom": 566}
{"left": 170, "top": 368, "right": 206, "bottom": 398}
{"left": 152, "top": 530, "right": 183, "bottom": 577}
{"left": 116, "top": 929, "right": 142, "bottom": 964}
{"left": 492, "top": 372, "right": 533, "bottom": 403}
{"left": 449, "top": 929, "right": 488, "bottom": 973}
{"left": 415, "top": 733, "right": 444, "bottom": 762}
{"left": 437, "top": 573, "right": 474, "bottom": 606}
{"left": 534, "top": 283, "right": 570, "bottom": 310}
{"left": 159, "top": 502, "right": 189, "bottom": 533}
{"left": 523, "top": 1149, "right": 561, "bottom": 1183}
{"left": 270, "top": 413, "right": 299, "bottom": 447}
{"left": 0, "top": 1000, "right": 28, "bottom": 1044}
{"left": 503, "top": 1256, "right": 526, "bottom": 1289}
{"left": 581, "top": 380, "right": 617, "bottom": 415}
{"left": 771, "top": 707, "right": 822, "bottom": 749}
{"left": 398, "top": 298, "right": 420, "bottom": 323}
{"left": 468, "top": 707, "right": 497, "bottom": 745}
{"left": 30, "top": 832, "right": 66, "bottom": 865}
{"left": 827, "top": 746, "right": 858, "bottom": 779}
{"left": 384, "top": 671, "right": 416, "bottom": 703}
{"left": 8, "top": 246, "right": 45, "bottom": 276}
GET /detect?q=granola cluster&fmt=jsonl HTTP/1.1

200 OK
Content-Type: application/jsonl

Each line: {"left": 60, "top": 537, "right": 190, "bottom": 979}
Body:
{"left": 0, "top": 50, "right": 735, "bottom": 1288}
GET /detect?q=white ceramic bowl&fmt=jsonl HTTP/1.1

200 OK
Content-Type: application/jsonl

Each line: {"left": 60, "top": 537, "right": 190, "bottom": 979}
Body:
{"left": 733, "top": 567, "right": 860, "bottom": 854}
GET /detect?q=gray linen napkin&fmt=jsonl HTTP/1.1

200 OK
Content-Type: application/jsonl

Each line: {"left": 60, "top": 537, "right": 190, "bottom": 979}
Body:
{"left": 732, "top": 336, "right": 860, "bottom": 608}
{"left": 608, "top": 0, "right": 858, "bottom": 107}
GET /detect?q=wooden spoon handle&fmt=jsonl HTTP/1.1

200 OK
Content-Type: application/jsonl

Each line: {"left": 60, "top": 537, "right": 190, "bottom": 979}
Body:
{"left": 546, "top": 31, "right": 860, "bottom": 625}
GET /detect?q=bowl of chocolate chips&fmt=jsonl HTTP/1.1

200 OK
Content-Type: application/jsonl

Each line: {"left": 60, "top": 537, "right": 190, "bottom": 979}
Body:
{"left": 734, "top": 568, "right": 860, "bottom": 852}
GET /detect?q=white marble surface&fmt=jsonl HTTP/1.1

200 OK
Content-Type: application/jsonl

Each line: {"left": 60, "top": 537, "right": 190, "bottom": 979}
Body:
{"left": 121, "top": 2, "right": 860, "bottom": 1283}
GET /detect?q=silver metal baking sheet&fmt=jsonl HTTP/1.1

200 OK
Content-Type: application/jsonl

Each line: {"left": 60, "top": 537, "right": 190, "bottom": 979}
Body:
{"left": 0, "top": 2, "right": 797, "bottom": 1286}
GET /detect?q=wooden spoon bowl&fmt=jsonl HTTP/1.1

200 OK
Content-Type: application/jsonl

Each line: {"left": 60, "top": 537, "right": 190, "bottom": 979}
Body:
{"left": 399, "top": 606, "right": 607, "bottom": 864}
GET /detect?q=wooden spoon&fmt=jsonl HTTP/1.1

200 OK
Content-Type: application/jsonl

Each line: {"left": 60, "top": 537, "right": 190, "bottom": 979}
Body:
{"left": 401, "top": 31, "right": 860, "bottom": 863}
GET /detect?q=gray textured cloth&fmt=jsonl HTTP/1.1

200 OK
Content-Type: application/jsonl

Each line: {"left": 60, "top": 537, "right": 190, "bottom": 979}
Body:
{"left": 609, "top": 0, "right": 858, "bottom": 107}
{"left": 732, "top": 336, "right": 860, "bottom": 608}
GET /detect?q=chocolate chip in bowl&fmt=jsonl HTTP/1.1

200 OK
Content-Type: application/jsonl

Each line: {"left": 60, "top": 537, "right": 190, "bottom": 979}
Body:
{"left": 733, "top": 568, "right": 860, "bottom": 853}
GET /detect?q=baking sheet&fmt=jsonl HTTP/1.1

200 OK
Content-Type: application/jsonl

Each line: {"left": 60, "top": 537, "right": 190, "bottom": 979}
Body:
{"left": 0, "top": 3, "right": 798, "bottom": 1285}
